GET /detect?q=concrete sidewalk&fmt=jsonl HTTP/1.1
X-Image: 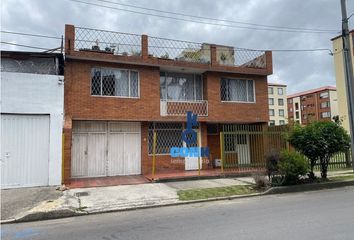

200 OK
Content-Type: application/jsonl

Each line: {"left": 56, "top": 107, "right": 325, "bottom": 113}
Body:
{"left": 2, "top": 170, "right": 353, "bottom": 223}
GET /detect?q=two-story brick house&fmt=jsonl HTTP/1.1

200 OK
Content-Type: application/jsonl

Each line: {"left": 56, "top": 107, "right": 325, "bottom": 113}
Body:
{"left": 63, "top": 25, "right": 273, "bottom": 184}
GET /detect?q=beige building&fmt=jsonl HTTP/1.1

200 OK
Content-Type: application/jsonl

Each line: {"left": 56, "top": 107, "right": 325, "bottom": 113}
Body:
{"left": 331, "top": 30, "right": 354, "bottom": 133}
{"left": 268, "top": 83, "right": 288, "bottom": 125}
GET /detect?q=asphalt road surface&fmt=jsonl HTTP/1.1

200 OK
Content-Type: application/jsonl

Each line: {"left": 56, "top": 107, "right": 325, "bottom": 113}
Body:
{"left": 2, "top": 187, "right": 354, "bottom": 240}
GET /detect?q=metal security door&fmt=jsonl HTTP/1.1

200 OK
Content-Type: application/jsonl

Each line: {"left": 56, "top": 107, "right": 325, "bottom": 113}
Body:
{"left": 1, "top": 114, "right": 50, "bottom": 188}
{"left": 185, "top": 128, "right": 202, "bottom": 171}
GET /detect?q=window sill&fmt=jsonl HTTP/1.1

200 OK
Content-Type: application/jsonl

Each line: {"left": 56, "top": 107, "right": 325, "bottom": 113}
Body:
{"left": 221, "top": 101, "right": 256, "bottom": 104}
{"left": 91, "top": 95, "right": 140, "bottom": 99}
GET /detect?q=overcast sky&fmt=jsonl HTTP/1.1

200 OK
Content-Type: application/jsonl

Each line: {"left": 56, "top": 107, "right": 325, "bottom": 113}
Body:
{"left": 1, "top": 0, "right": 353, "bottom": 94}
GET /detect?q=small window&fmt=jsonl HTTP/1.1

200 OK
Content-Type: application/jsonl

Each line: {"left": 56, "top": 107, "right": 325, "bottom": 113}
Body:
{"left": 320, "top": 101, "right": 330, "bottom": 108}
{"left": 295, "top": 102, "right": 299, "bottom": 110}
{"left": 277, "top": 88, "right": 284, "bottom": 95}
{"left": 321, "top": 112, "right": 331, "bottom": 118}
{"left": 289, "top": 107, "right": 293, "bottom": 112}
{"left": 268, "top": 87, "right": 274, "bottom": 95}
{"left": 288, "top": 99, "right": 293, "bottom": 104}
{"left": 269, "top": 120, "right": 275, "bottom": 126}
{"left": 279, "top": 109, "right": 285, "bottom": 117}
{"left": 221, "top": 78, "right": 255, "bottom": 102}
{"left": 91, "top": 68, "right": 139, "bottom": 97}
{"left": 279, "top": 120, "right": 285, "bottom": 125}
{"left": 269, "top": 98, "right": 274, "bottom": 105}
{"left": 269, "top": 109, "right": 275, "bottom": 116}
{"left": 319, "top": 91, "right": 329, "bottom": 99}
{"left": 278, "top": 98, "right": 284, "bottom": 106}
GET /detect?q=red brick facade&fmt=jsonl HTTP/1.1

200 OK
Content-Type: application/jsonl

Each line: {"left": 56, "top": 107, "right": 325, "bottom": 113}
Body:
{"left": 63, "top": 24, "right": 272, "bottom": 183}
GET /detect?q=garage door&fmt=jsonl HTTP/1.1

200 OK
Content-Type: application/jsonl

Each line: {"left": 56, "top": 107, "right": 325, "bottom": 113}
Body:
{"left": 71, "top": 121, "right": 141, "bottom": 178}
{"left": 1, "top": 114, "right": 50, "bottom": 188}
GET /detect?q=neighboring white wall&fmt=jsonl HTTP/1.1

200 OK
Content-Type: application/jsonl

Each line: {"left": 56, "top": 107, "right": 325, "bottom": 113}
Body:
{"left": 329, "top": 90, "right": 339, "bottom": 120}
{"left": 1, "top": 72, "right": 64, "bottom": 186}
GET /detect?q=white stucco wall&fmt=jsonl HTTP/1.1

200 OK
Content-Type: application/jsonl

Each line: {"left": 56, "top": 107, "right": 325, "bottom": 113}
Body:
{"left": 1, "top": 72, "right": 64, "bottom": 186}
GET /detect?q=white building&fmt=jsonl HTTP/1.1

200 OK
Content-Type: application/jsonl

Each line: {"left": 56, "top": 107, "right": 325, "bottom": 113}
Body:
{"left": 268, "top": 83, "right": 288, "bottom": 125}
{"left": 1, "top": 51, "right": 64, "bottom": 188}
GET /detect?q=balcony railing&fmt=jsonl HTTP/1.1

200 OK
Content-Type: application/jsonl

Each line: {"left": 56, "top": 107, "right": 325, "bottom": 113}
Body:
{"left": 74, "top": 27, "right": 142, "bottom": 56}
{"left": 216, "top": 47, "right": 266, "bottom": 68}
{"left": 148, "top": 37, "right": 210, "bottom": 64}
{"left": 67, "top": 25, "right": 270, "bottom": 70}
{"left": 160, "top": 100, "right": 208, "bottom": 117}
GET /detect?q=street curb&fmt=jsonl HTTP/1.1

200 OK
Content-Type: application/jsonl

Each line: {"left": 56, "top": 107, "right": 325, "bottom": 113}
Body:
{"left": 3, "top": 180, "right": 354, "bottom": 224}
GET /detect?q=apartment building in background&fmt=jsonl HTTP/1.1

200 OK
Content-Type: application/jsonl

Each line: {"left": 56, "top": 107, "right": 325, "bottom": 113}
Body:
{"left": 63, "top": 24, "right": 273, "bottom": 185}
{"left": 331, "top": 30, "right": 354, "bottom": 133}
{"left": 287, "top": 86, "right": 338, "bottom": 125}
{"left": 268, "top": 83, "right": 287, "bottom": 125}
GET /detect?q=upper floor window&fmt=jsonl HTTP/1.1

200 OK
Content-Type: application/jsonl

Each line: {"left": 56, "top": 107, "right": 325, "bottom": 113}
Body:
{"left": 221, "top": 78, "right": 255, "bottom": 102}
{"left": 269, "top": 98, "right": 274, "bottom": 105}
{"left": 269, "top": 109, "right": 275, "bottom": 116}
{"left": 288, "top": 98, "right": 293, "bottom": 104}
{"left": 321, "top": 112, "right": 331, "bottom": 118}
{"left": 279, "top": 109, "right": 285, "bottom": 117}
{"left": 319, "top": 91, "right": 329, "bottom": 99}
{"left": 320, "top": 101, "right": 330, "bottom": 108}
{"left": 91, "top": 68, "right": 139, "bottom": 97}
{"left": 277, "top": 88, "right": 284, "bottom": 95}
{"left": 160, "top": 72, "right": 202, "bottom": 101}
{"left": 295, "top": 102, "right": 299, "bottom": 110}
{"left": 278, "top": 98, "right": 284, "bottom": 106}
{"left": 268, "top": 87, "right": 274, "bottom": 95}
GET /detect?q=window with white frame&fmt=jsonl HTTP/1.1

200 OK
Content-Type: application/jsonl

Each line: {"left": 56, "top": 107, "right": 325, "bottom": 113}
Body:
{"left": 160, "top": 72, "right": 202, "bottom": 101}
{"left": 269, "top": 109, "right": 275, "bottom": 116}
{"left": 91, "top": 68, "right": 139, "bottom": 97}
{"left": 279, "top": 120, "right": 285, "bottom": 125}
{"left": 279, "top": 109, "right": 285, "bottom": 116}
{"left": 320, "top": 101, "right": 330, "bottom": 108}
{"left": 319, "top": 91, "right": 329, "bottom": 99}
{"left": 268, "top": 87, "right": 273, "bottom": 95}
{"left": 278, "top": 98, "right": 284, "bottom": 106}
{"left": 221, "top": 78, "right": 255, "bottom": 102}
{"left": 277, "top": 88, "right": 284, "bottom": 95}
{"left": 269, "top": 98, "right": 274, "bottom": 105}
{"left": 321, "top": 112, "right": 331, "bottom": 118}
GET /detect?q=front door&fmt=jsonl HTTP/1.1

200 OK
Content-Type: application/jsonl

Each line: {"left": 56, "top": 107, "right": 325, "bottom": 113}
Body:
{"left": 184, "top": 128, "right": 202, "bottom": 170}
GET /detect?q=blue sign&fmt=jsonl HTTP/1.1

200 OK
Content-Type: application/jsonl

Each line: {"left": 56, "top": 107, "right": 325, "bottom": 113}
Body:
{"left": 170, "top": 111, "right": 210, "bottom": 158}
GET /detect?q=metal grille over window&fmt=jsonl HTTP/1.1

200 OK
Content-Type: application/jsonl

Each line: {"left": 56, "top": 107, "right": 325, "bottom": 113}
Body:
{"left": 148, "top": 123, "right": 184, "bottom": 154}
{"left": 221, "top": 78, "right": 255, "bottom": 102}
{"left": 91, "top": 68, "right": 139, "bottom": 97}
{"left": 75, "top": 27, "right": 142, "bottom": 56}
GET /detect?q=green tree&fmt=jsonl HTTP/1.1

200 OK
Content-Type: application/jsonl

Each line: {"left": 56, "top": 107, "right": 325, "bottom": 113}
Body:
{"left": 288, "top": 121, "right": 350, "bottom": 179}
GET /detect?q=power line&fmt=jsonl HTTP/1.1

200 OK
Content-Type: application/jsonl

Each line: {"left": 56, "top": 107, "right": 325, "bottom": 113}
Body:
{"left": 0, "top": 41, "right": 60, "bottom": 51}
{"left": 1, "top": 30, "right": 62, "bottom": 39}
{"left": 0, "top": 29, "right": 334, "bottom": 54}
{"left": 67, "top": 0, "right": 339, "bottom": 34}
{"left": 94, "top": 0, "right": 337, "bottom": 33}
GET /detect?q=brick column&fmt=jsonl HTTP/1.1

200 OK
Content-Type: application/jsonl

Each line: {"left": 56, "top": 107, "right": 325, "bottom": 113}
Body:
{"left": 63, "top": 116, "right": 72, "bottom": 184}
{"left": 141, "top": 34, "right": 148, "bottom": 60}
{"left": 265, "top": 51, "right": 273, "bottom": 74}
{"left": 65, "top": 24, "right": 75, "bottom": 55}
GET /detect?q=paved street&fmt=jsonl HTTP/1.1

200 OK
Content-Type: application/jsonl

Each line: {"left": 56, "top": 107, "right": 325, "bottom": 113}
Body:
{"left": 2, "top": 187, "right": 354, "bottom": 240}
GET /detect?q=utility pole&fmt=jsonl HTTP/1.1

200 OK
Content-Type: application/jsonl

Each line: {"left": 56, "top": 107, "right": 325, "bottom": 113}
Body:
{"left": 340, "top": 0, "right": 354, "bottom": 171}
